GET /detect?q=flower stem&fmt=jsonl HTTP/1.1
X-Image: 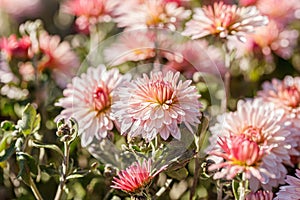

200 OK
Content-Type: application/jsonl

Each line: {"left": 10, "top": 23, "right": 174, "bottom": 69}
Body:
{"left": 29, "top": 176, "right": 43, "bottom": 200}
{"left": 54, "top": 142, "right": 70, "bottom": 200}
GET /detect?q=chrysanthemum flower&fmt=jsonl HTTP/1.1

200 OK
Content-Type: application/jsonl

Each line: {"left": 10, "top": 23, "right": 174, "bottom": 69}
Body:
{"left": 37, "top": 31, "right": 79, "bottom": 87}
{"left": 114, "top": 0, "right": 191, "bottom": 31}
{"left": 245, "top": 190, "right": 273, "bottom": 200}
{"left": 0, "top": 34, "right": 32, "bottom": 60}
{"left": 62, "top": 0, "right": 119, "bottom": 33}
{"left": 182, "top": 1, "right": 268, "bottom": 42}
{"left": 258, "top": 76, "right": 300, "bottom": 163}
{"left": 255, "top": 0, "right": 299, "bottom": 25}
{"left": 104, "top": 30, "right": 156, "bottom": 66}
{"left": 55, "top": 65, "right": 125, "bottom": 147}
{"left": 112, "top": 71, "right": 202, "bottom": 141}
{"left": 208, "top": 99, "right": 297, "bottom": 190}
{"left": 209, "top": 135, "right": 266, "bottom": 181}
{"left": 249, "top": 20, "right": 298, "bottom": 59}
{"left": 164, "top": 40, "right": 226, "bottom": 78}
{"left": 111, "top": 159, "right": 166, "bottom": 194}
{"left": 275, "top": 169, "right": 300, "bottom": 200}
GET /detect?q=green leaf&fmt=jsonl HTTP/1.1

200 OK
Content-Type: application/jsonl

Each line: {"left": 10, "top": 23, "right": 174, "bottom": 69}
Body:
{"left": 16, "top": 152, "right": 38, "bottom": 183}
{"left": 40, "top": 164, "right": 59, "bottom": 176}
{"left": 18, "top": 104, "right": 40, "bottom": 136}
{"left": 1, "top": 121, "right": 15, "bottom": 131}
{"left": 31, "top": 140, "right": 63, "bottom": 157}
{"left": 166, "top": 167, "right": 189, "bottom": 181}
{"left": 0, "top": 141, "right": 15, "bottom": 162}
{"left": 0, "top": 133, "right": 13, "bottom": 152}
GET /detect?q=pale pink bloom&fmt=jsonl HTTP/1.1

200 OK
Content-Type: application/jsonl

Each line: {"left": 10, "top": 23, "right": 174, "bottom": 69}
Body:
{"left": 275, "top": 169, "right": 300, "bottom": 200}
{"left": 245, "top": 190, "right": 273, "bottom": 200}
{"left": 111, "top": 159, "right": 166, "bottom": 194}
{"left": 182, "top": 1, "right": 268, "bottom": 42}
{"left": 55, "top": 65, "right": 125, "bottom": 147}
{"left": 164, "top": 40, "right": 226, "bottom": 78}
{"left": 0, "top": 57, "right": 18, "bottom": 84}
{"left": 37, "top": 31, "right": 80, "bottom": 88}
{"left": 249, "top": 20, "right": 298, "bottom": 59}
{"left": 0, "top": 34, "right": 32, "bottom": 60}
{"left": 104, "top": 30, "right": 156, "bottom": 66}
{"left": 18, "top": 62, "right": 35, "bottom": 82}
{"left": 112, "top": 71, "right": 202, "bottom": 141}
{"left": 62, "top": 0, "right": 119, "bottom": 33}
{"left": 114, "top": 0, "right": 191, "bottom": 31}
{"left": 208, "top": 99, "right": 297, "bottom": 190}
{"left": 256, "top": 0, "right": 299, "bottom": 25}
{"left": 0, "top": 0, "right": 41, "bottom": 20}
{"left": 258, "top": 76, "right": 300, "bottom": 163}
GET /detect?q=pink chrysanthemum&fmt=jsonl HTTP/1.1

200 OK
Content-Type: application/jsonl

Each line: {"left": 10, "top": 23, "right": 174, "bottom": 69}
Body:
{"left": 55, "top": 65, "right": 125, "bottom": 147}
{"left": 245, "top": 190, "right": 273, "bottom": 200}
{"left": 209, "top": 135, "right": 266, "bottom": 181}
{"left": 256, "top": 0, "right": 299, "bottom": 25}
{"left": 104, "top": 30, "right": 156, "bottom": 66}
{"left": 0, "top": 34, "right": 32, "bottom": 60}
{"left": 112, "top": 71, "right": 202, "bottom": 141}
{"left": 275, "top": 169, "right": 300, "bottom": 200}
{"left": 114, "top": 0, "right": 191, "bottom": 31}
{"left": 62, "top": 0, "right": 118, "bottom": 33}
{"left": 258, "top": 76, "right": 300, "bottom": 163}
{"left": 37, "top": 31, "right": 79, "bottom": 87}
{"left": 249, "top": 20, "right": 298, "bottom": 59}
{"left": 164, "top": 40, "right": 226, "bottom": 78}
{"left": 208, "top": 99, "right": 297, "bottom": 190}
{"left": 182, "top": 1, "right": 268, "bottom": 41}
{"left": 111, "top": 159, "right": 165, "bottom": 194}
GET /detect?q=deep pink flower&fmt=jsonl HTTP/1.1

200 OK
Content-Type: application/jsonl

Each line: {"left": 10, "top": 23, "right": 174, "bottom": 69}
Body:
{"left": 111, "top": 159, "right": 165, "bottom": 194}
{"left": 114, "top": 0, "right": 191, "bottom": 30}
{"left": 275, "top": 169, "right": 300, "bottom": 200}
{"left": 209, "top": 135, "right": 266, "bottom": 181}
{"left": 62, "top": 0, "right": 118, "bottom": 33}
{"left": 208, "top": 99, "right": 297, "bottom": 190}
{"left": 37, "top": 31, "right": 79, "bottom": 87}
{"left": 246, "top": 190, "right": 273, "bottom": 200}
{"left": 55, "top": 65, "right": 125, "bottom": 147}
{"left": 182, "top": 1, "right": 268, "bottom": 41}
{"left": 0, "top": 34, "right": 32, "bottom": 59}
{"left": 112, "top": 71, "right": 202, "bottom": 141}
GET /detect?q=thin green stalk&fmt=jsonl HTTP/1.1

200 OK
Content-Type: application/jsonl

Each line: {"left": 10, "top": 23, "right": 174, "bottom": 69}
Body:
{"left": 29, "top": 176, "right": 43, "bottom": 200}
{"left": 54, "top": 142, "right": 70, "bottom": 200}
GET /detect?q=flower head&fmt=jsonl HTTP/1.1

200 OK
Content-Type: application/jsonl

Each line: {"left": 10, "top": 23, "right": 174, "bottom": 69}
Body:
{"left": 258, "top": 76, "right": 300, "bottom": 113}
{"left": 164, "top": 40, "right": 226, "bottom": 78}
{"left": 0, "top": 34, "right": 32, "bottom": 60}
{"left": 114, "top": 0, "right": 191, "bottom": 31}
{"left": 208, "top": 99, "right": 296, "bottom": 190}
{"left": 246, "top": 190, "right": 273, "bottom": 200}
{"left": 55, "top": 65, "right": 125, "bottom": 147}
{"left": 111, "top": 159, "right": 164, "bottom": 194}
{"left": 112, "top": 71, "right": 202, "bottom": 141}
{"left": 209, "top": 135, "right": 266, "bottom": 181}
{"left": 37, "top": 31, "right": 79, "bottom": 87}
{"left": 104, "top": 30, "right": 156, "bottom": 66}
{"left": 182, "top": 1, "right": 268, "bottom": 41}
{"left": 62, "top": 0, "right": 119, "bottom": 33}
{"left": 275, "top": 169, "right": 300, "bottom": 200}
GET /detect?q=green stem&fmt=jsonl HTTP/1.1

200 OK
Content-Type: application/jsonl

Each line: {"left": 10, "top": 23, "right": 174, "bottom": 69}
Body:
{"left": 29, "top": 176, "right": 43, "bottom": 200}
{"left": 54, "top": 142, "right": 70, "bottom": 200}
